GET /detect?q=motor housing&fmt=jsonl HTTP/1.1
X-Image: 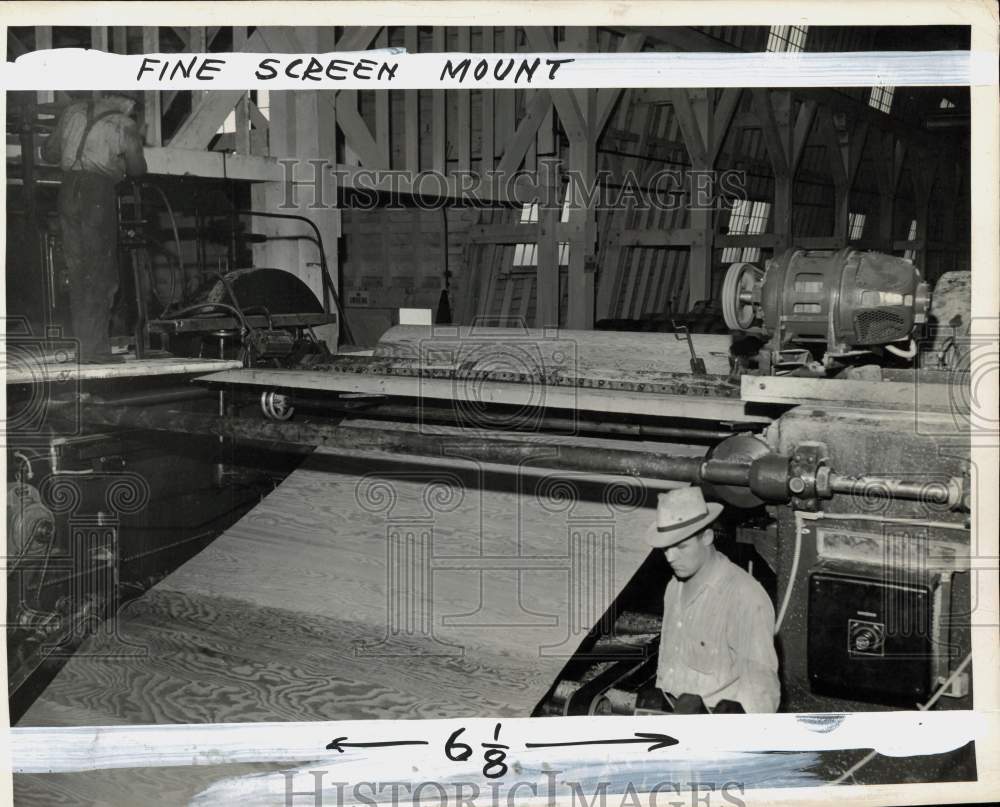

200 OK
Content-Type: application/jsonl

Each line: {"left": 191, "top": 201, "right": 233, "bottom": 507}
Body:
{"left": 724, "top": 248, "right": 930, "bottom": 355}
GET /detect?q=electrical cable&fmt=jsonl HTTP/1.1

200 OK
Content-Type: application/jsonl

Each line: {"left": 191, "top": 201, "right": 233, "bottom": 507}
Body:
{"left": 228, "top": 209, "right": 356, "bottom": 345}
{"left": 885, "top": 338, "right": 918, "bottom": 360}
{"left": 829, "top": 652, "right": 973, "bottom": 786}
{"left": 139, "top": 183, "right": 183, "bottom": 317}
{"left": 773, "top": 509, "right": 966, "bottom": 636}
{"left": 773, "top": 510, "right": 809, "bottom": 634}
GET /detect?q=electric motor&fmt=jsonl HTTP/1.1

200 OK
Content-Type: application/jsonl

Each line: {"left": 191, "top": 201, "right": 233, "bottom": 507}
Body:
{"left": 723, "top": 248, "right": 931, "bottom": 353}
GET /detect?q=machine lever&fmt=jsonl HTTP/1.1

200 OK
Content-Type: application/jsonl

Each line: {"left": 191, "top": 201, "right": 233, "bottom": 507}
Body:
{"left": 672, "top": 323, "right": 706, "bottom": 375}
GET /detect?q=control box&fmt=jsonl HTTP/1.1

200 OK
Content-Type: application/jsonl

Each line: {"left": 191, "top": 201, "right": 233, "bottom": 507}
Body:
{"left": 807, "top": 569, "right": 936, "bottom": 704}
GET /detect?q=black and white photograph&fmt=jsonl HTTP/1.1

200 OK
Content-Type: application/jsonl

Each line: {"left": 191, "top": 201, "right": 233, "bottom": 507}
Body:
{"left": 2, "top": 5, "right": 998, "bottom": 806}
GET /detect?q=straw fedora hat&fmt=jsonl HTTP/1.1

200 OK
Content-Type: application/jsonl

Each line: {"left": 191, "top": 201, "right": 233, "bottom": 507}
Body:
{"left": 645, "top": 487, "right": 723, "bottom": 549}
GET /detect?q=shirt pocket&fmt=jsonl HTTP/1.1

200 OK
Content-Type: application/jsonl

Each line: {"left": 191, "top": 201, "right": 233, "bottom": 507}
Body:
{"left": 684, "top": 635, "right": 720, "bottom": 675}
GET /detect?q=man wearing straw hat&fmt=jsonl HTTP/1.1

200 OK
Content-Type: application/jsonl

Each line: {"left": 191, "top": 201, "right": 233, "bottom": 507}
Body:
{"left": 646, "top": 486, "right": 780, "bottom": 713}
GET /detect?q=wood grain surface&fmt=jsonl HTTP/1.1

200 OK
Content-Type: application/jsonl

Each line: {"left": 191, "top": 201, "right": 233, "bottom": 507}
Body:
{"left": 14, "top": 448, "right": 667, "bottom": 803}
{"left": 19, "top": 452, "right": 662, "bottom": 705}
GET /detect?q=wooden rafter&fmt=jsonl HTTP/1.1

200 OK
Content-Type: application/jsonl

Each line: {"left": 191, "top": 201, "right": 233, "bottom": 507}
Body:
{"left": 496, "top": 92, "right": 554, "bottom": 175}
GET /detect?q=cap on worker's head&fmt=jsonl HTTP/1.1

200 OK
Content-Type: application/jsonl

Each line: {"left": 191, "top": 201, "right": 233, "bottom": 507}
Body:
{"left": 645, "top": 486, "right": 723, "bottom": 549}
{"left": 104, "top": 91, "right": 143, "bottom": 113}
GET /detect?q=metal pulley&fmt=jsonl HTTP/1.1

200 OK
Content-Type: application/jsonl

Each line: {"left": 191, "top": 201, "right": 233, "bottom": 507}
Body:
{"left": 260, "top": 390, "right": 295, "bottom": 421}
{"left": 721, "top": 262, "right": 763, "bottom": 331}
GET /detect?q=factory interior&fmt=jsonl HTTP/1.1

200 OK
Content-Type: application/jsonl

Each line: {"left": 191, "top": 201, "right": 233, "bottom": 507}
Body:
{"left": 4, "top": 23, "right": 979, "bottom": 799}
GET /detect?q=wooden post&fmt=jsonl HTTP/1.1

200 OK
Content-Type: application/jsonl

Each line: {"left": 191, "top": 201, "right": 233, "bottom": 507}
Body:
{"left": 234, "top": 27, "right": 250, "bottom": 155}
{"left": 432, "top": 27, "right": 447, "bottom": 175}
{"left": 556, "top": 28, "right": 597, "bottom": 328}
{"left": 404, "top": 27, "right": 419, "bottom": 173}
{"left": 251, "top": 28, "right": 341, "bottom": 347}
{"left": 456, "top": 28, "right": 471, "bottom": 172}
{"left": 111, "top": 26, "right": 127, "bottom": 55}
{"left": 481, "top": 28, "right": 495, "bottom": 174}
{"left": 770, "top": 92, "right": 794, "bottom": 253}
{"left": 536, "top": 203, "right": 559, "bottom": 327}
{"left": 754, "top": 91, "right": 816, "bottom": 256}
{"left": 595, "top": 93, "right": 651, "bottom": 321}
{"left": 911, "top": 153, "right": 937, "bottom": 269}
{"left": 376, "top": 28, "right": 391, "bottom": 168}
{"left": 35, "top": 27, "right": 54, "bottom": 105}
{"left": 141, "top": 28, "right": 162, "bottom": 146}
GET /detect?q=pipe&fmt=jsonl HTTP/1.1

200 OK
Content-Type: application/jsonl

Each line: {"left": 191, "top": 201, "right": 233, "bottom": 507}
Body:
{"left": 828, "top": 474, "right": 963, "bottom": 508}
{"left": 69, "top": 405, "right": 749, "bottom": 485}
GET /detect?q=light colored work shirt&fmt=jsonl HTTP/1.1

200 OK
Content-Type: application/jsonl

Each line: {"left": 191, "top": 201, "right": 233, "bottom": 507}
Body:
{"left": 42, "top": 97, "right": 146, "bottom": 182}
{"left": 656, "top": 547, "right": 780, "bottom": 713}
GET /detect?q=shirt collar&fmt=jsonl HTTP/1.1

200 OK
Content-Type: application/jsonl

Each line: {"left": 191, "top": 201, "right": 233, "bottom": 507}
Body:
{"left": 679, "top": 547, "right": 725, "bottom": 604}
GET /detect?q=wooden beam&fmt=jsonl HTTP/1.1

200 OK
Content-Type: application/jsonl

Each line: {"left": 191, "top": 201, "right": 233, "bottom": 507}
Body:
{"left": 495, "top": 26, "right": 517, "bottom": 166}
{"left": 496, "top": 92, "right": 553, "bottom": 176}
{"left": 752, "top": 89, "right": 789, "bottom": 178}
{"left": 375, "top": 28, "right": 391, "bottom": 168}
{"left": 333, "top": 26, "right": 382, "bottom": 53}
{"left": 595, "top": 96, "right": 651, "bottom": 321}
{"left": 89, "top": 27, "right": 109, "bottom": 99}
{"left": 142, "top": 28, "right": 162, "bottom": 147}
{"left": 90, "top": 26, "right": 108, "bottom": 51}
{"left": 790, "top": 99, "right": 817, "bottom": 176}
{"left": 708, "top": 88, "right": 742, "bottom": 166}
{"left": 234, "top": 27, "right": 250, "bottom": 155}
{"left": 111, "top": 26, "right": 127, "bottom": 55}
{"left": 335, "top": 91, "right": 384, "bottom": 169}
{"left": 432, "top": 28, "right": 447, "bottom": 174}
{"left": 524, "top": 27, "right": 586, "bottom": 141}
{"left": 768, "top": 91, "right": 795, "bottom": 252}
{"left": 168, "top": 26, "right": 190, "bottom": 50}
{"left": 669, "top": 89, "right": 709, "bottom": 167}
{"left": 404, "top": 27, "right": 419, "bottom": 172}
{"left": 536, "top": 202, "right": 559, "bottom": 327}
{"left": 622, "top": 24, "right": 965, "bottom": 159}
{"left": 480, "top": 29, "right": 495, "bottom": 172}
{"left": 565, "top": 87, "right": 598, "bottom": 328}
{"left": 332, "top": 164, "right": 537, "bottom": 203}
{"left": 36, "top": 27, "right": 54, "bottom": 104}
{"left": 613, "top": 229, "right": 700, "bottom": 247}
{"left": 8, "top": 29, "right": 29, "bottom": 58}
{"left": 456, "top": 28, "right": 471, "bottom": 172}
{"left": 168, "top": 28, "right": 271, "bottom": 149}
{"left": 716, "top": 233, "right": 779, "bottom": 248}
{"left": 143, "top": 146, "right": 283, "bottom": 181}
{"left": 468, "top": 224, "right": 572, "bottom": 243}
{"left": 594, "top": 33, "right": 646, "bottom": 137}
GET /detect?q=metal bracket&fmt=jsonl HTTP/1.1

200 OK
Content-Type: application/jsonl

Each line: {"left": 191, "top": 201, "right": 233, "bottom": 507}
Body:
{"left": 788, "top": 441, "right": 830, "bottom": 511}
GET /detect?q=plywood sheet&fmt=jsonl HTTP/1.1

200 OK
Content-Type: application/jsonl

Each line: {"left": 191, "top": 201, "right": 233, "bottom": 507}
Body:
{"left": 20, "top": 449, "right": 663, "bottom": 727}
{"left": 4, "top": 357, "right": 241, "bottom": 385}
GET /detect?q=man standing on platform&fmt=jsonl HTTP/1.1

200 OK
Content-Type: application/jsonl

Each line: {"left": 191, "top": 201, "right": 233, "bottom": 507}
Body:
{"left": 645, "top": 486, "right": 780, "bottom": 713}
{"left": 42, "top": 93, "right": 147, "bottom": 363}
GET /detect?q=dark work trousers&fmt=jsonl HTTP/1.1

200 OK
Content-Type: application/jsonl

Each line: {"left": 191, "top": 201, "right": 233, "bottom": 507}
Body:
{"left": 58, "top": 171, "right": 119, "bottom": 360}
